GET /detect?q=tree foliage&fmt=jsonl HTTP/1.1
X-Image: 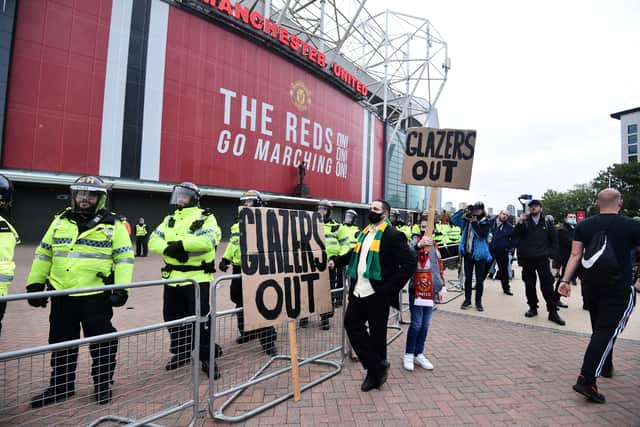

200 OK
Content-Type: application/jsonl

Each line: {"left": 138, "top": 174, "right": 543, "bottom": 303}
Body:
{"left": 541, "top": 162, "right": 640, "bottom": 220}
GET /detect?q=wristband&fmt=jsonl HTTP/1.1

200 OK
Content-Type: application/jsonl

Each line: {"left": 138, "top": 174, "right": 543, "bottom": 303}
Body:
{"left": 559, "top": 279, "right": 570, "bottom": 284}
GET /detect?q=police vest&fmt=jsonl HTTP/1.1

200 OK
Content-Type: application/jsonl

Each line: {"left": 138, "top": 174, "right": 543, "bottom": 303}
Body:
{"left": 0, "top": 215, "right": 19, "bottom": 296}
{"left": 26, "top": 209, "right": 134, "bottom": 296}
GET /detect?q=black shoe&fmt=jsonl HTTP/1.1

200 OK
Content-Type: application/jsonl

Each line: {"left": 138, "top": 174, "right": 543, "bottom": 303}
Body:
{"left": 94, "top": 383, "right": 112, "bottom": 405}
{"left": 201, "top": 361, "right": 221, "bottom": 380}
{"left": 263, "top": 344, "right": 277, "bottom": 356}
{"left": 165, "top": 354, "right": 190, "bottom": 370}
{"left": 360, "top": 371, "right": 378, "bottom": 392}
{"left": 556, "top": 301, "right": 569, "bottom": 308}
{"left": 376, "top": 361, "right": 390, "bottom": 389}
{"left": 524, "top": 309, "right": 538, "bottom": 318}
{"left": 503, "top": 290, "right": 513, "bottom": 296}
{"left": 600, "top": 366, "right": 614, "bottom": 378}
{"left": 476, "top": 304, "right": 484, "bottom": 312}
{"left": 300, "top": 318, "right": 309, "bottom": 328}
{"left": 573, "top": 380, "right": 605, "bottom": 403}
{"left": 548, "top": 311, "right": 566, "bottom": 326}
{"left": 460, "top": 301, "right": 472, "bottom": 310}
{"left": 320, "top": 320, "right": 331, "bottom": 330}
{"left": 31, "top": 387, "right": 75, "bottom": 408}
{"left": 235, "top": 334, "right": 253, "bottom": 344}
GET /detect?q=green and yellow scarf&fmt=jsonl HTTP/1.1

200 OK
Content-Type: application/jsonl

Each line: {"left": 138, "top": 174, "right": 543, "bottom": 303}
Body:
{"left": 346, "top": 218, "right": 391, "bottom": 281}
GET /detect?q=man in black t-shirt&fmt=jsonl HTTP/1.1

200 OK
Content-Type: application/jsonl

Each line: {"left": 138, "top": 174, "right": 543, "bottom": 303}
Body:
{"left": 559, "top": 189, "right": 640, "bottom": 404}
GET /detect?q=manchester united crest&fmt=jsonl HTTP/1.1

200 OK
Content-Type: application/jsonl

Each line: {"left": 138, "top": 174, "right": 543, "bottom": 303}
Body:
{"left": 290, "top": 81, "right": 311, "bottom": 112}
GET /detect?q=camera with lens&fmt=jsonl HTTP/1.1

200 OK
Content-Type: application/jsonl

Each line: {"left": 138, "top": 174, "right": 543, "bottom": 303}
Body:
{"left": 464, "top": 205, "right": 474, "bottom": 219}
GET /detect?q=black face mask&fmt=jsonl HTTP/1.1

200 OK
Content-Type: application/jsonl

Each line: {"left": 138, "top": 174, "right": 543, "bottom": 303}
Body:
{"left": 368, "top": 210, "right": 383, "bottom": 224}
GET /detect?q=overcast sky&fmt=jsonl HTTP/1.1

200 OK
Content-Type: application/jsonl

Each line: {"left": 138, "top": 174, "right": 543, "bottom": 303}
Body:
{"left": 371, "top": 0, "right": 640, "bottom": 212}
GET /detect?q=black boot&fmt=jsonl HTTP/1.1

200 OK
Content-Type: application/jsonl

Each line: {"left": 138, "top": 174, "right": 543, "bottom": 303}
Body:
{"left": 165, "top": 353, "right": 190, "bottom": 370}
{"left": 548, "top": 311, "right": 566, "bottom": 326}
{"left": 360, "top": 371, "right": 378, "bottom": 392}
{"left": 31, "top": 385, "right": 75, "bottom": 408}
{"left": 201, "top": 361, "right": 221, "bottom": 380}
{"left": 94, "top": 382, "right": 112, "bottom": 405}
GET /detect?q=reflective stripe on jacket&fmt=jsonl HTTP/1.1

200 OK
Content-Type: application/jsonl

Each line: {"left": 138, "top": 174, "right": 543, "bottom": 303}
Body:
{"left": 222, "top": 222, "right": 241, "bottom": 266}
{"left": 149, "top": 206, "right": 221, "bottom": 284}
{"left": 0, "top": 215, "right": 19, "bottom": 296}
{"left": 26, "top": 209, "right": 134, "bottom": 296}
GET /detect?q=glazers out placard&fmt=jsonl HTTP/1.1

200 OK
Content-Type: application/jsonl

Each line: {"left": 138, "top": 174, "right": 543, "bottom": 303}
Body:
{"left": 160, "top": 7, "right": 367, "bottom": 201}
{"left": 239, "top": 207, "right": 332, "bottom": 330}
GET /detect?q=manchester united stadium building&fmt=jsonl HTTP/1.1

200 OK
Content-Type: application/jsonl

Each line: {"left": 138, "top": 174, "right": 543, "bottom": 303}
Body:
{"left": 0, "top": 0, "right": 448, "bottom": 241}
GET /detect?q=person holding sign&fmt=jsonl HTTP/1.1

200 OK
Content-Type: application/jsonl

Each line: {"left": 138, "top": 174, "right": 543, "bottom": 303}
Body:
{"left": 330, "top": 200, "right": 416, "bottom": 392}
{"left": 403, "top": 219, "right": 446, "bottom": 372}
{"left": 450, "top": 202, "right": 491, "bottom": 311}
{"left": 219, "top": 190, "right": 277, "bottom": 356}
{"left": 149, "top": 182, "right": 222, "bottom": 378}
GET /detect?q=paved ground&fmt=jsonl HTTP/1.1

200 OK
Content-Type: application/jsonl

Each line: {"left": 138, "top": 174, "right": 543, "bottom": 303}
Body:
{"left": 1, "top": 244, "right": 639, "bottom": 426}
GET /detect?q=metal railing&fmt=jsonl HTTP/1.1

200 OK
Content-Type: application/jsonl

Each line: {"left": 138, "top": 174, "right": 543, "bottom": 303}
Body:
{"left": 0, "top": 279, "right": 204, "bottom": 427}
{"left": 207, "top": 273, "right": 346, "bottom": 423}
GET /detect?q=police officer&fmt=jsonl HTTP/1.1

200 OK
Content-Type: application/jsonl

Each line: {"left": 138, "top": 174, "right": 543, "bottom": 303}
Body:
{"left": 149, "top": 182, "right": 222, "bottom": 378}
{"left": 27, "top": 175, "right": 133, "bottom": 407}
{"left": 0, "top": 174, "right": 19, "bottom": 336}
{"left": 219, "top": 190, "right": 277, "bottom": 355}
{"left": 390, "top": 209, "right": 411, "bottom": 240}
{"left": 135, "top": 217, "right": 148, "bottom": 257}
{"left": 339, "top": 209, "right": 361, "bottom": 252}
{"left": 301, "top": 199, "right": 343, "bottom": 329}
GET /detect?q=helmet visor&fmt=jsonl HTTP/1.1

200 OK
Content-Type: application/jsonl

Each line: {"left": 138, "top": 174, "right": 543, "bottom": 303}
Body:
{"left": 170, "top": 186, "right": 197, "bottom": 208}
{"left": 71, "top": 189, "right": 104, "bottom": 214}
{"left": 344, "top": 212, "right": 355, "bottom": 224}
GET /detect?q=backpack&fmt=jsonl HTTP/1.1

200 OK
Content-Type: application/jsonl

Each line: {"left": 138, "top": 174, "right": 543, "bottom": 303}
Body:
{"left": 581, "top": 219, "right": 620, "bottom": 284}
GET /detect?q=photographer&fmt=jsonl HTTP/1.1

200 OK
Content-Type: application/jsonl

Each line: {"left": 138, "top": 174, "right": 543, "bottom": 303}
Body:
{"left": 451, "top": 202, "right": 492, "bottom": 311}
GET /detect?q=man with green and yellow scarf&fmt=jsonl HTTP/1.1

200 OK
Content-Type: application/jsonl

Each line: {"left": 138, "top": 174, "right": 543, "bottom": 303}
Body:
{"left": 331, "top": 200, "right": 415, "bottom": 392}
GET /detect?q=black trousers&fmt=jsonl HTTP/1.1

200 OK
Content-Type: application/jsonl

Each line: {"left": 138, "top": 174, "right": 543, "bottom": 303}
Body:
{"left": 0, "top": 301, "right": 5, "bottom": 336}
{"left": 463, "top": 254, "right": 485, "bottom": 305}
{"left": 135, "top": 236, "right": 148, "bottom": 256}
{"left": 229, "top": 266, "right": 277, "bottom": 349}
{"left": 163, "top": 283, "right": 212, "bottom": 361}
{"left": 494, "top": 252, "right": 511, "bottom": 292}
{"left": 344, "top": 292, "right": 390, "bottom": 372}
{"left": 521, "top": 257, "right": 557, "bottom": 312}
{"left": 48, "top": 294, "right": 117, "bottom": 392}
{"left": 580, "top": 283, "right": 635, "bottom": 384}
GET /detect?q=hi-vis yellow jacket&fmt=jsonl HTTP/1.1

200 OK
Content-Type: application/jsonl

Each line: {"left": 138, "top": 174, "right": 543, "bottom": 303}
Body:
{"left": 0, "top": 215, "right": 19, "bottom": 296}
{"left": 149, "top": 206, "right": 221, "bottom": 285}
{"left": 222, "top": 222, "right": 241, "bottom": 266}
{"left": 26, "top": 209, "right": 134, "bottom": 296}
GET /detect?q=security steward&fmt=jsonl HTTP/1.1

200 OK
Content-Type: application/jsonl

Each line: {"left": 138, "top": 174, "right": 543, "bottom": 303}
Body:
{"left": 0, "top": 174, "right": 19, "bottom": 336}
{"left": 218, "top": 190, "right": 277, "bottom": 355}
{"left": 27, "top": 175, "right": 133, "bottom": 407}
{"left": 149, "top": 182, "right": 222, "bottom": 378}
{"left": 135, "top": 217, "right": 148, "bottom": 257}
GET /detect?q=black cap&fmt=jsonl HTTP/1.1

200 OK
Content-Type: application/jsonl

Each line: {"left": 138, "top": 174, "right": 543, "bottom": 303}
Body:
{"left": 528, "top": 199, "right": 542, "bottom": 207}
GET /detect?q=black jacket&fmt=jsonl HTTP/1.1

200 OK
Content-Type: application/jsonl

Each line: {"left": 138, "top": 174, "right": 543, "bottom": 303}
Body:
{"left": 513, "top": 215, "right": 558, "bottom": 260}
{"left": 335, "top": 225, "right": 416, "bottom": 309}
{"left": 489, "top": 219, "right": 514, "bottom": 255}
{"left": 552, "top": 222, "right": 575, "bottom": 269}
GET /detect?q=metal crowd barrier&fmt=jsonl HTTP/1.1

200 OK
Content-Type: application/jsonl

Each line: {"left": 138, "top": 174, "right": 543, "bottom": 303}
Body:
{"left": 0, "top": 279, "right": 205, "bottom": 427}
{"left": 207, "top": 273, "right": 346, "bottom": 423}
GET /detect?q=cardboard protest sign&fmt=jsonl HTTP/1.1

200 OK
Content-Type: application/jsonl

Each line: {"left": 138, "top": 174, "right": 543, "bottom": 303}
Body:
{"left": 401, "top": 128, "right": 477, "bottom": 190}
{"left": 239, "top": 207, "right": 332, "bottom": 330}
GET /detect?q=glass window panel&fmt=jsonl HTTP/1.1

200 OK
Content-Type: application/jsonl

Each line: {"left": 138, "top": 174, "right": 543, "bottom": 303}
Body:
{"left": 628, "top": 124, "right": 637, "bottom": 134}
{"left": 628, "top": 134, "right": 638, "bottom": 144}
{"left": 629, "top": 155, "right": 637, "bottom": 163}
{"left": 629, "top": 144, "right": 638, "bottom": 154}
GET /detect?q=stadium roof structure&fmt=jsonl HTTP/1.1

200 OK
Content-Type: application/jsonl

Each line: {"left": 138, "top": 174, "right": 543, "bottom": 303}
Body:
{"left": 265, "top": 0, "right": 449, "bottom": 140}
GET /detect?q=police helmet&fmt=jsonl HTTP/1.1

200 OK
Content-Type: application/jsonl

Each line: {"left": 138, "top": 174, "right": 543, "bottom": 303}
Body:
{"left": 545, "top": 214, "right": 555, "bottom": 225}
{"left": 472, "top": 201, "right": 485, "bottom": 210}
{"left": 344, "top": 209, "right": 358, "bottom": 225}
{"left": 170, "top": 182, "right": 200, "bottom": 208}
{"left": 70, "top": 175, "right": 108, "bottom": 215}
{"left": 240, "top": 189, "right": 264, "bottom": 207}
{"left": 0, "top": 174, "right": 14, "bottom": 210}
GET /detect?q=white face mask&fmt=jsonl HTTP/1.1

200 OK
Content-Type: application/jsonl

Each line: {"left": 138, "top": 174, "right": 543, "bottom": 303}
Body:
{"left": 567, "top": 218, "right": 577, "bottom": 225}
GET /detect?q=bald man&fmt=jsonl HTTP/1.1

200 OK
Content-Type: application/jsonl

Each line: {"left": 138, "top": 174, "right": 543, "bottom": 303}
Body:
{"left": 559, "top": 188, "right": 640, "bottom": 403}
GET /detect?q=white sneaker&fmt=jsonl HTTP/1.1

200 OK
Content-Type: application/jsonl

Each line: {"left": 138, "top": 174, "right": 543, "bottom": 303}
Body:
{"left": 403, "top": 354, "right": 414, "bottom": 371}
{"left": 414, "top": 354, "right": 434, "bottom": 370}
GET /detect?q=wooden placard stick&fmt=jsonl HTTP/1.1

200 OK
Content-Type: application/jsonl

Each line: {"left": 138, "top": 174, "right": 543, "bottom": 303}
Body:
{"left": 288, "top": 320, "right": 301, "bottom": 401}
{"left": 424, "top": 188, "right": 439, "bottom": 240}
